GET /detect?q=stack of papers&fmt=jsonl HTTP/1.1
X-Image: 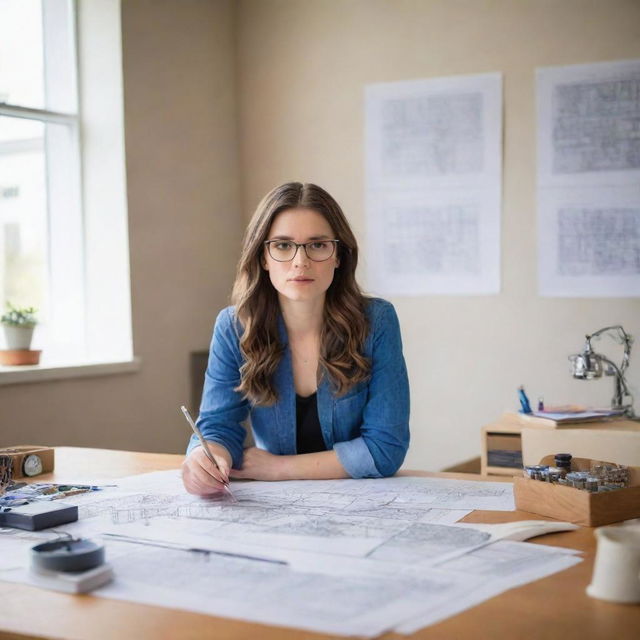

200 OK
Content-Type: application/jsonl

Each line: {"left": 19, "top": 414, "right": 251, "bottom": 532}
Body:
{"left": 0, "top": 472, "right": 581, "bottom": 637}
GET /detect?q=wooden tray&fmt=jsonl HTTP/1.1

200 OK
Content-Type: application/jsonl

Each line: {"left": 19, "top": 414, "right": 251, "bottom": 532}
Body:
{"left": 514, "top": 456, "right": 640, "bottom": 527}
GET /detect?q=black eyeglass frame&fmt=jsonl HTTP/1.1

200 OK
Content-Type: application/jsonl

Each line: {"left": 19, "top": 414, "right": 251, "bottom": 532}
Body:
{"left": 263, "top": 239, "right": 340, "bottom": 262}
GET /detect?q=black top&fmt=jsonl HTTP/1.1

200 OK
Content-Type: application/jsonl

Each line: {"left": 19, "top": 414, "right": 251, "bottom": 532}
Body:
{"left": 295, "top": 392, "right": 327, "bottom": 454}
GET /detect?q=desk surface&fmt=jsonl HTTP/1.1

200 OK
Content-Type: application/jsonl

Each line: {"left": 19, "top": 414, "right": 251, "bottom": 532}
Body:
{"left": 0, "top": 447, "right": 637, "bottom": 640}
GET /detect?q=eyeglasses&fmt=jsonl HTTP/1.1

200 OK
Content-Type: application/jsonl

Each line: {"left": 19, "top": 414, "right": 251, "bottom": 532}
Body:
{"left": 264, "top": 239, "right": 339, "bottom": 262}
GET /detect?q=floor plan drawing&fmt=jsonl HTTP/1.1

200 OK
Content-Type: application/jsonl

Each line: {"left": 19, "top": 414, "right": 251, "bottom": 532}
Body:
{"left": 0, "top": 471, "right": 580, "bottom": 637}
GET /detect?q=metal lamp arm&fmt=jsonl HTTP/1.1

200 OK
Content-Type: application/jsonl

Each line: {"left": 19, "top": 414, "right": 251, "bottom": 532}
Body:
{"left": 597, "top": 354, "right": 633, "bottom": 409}
{"left": 575, "top": 324, "right": 636, "bottom": 418}
{"left": 589, "top": 325, "right": 633, "bottom": 374}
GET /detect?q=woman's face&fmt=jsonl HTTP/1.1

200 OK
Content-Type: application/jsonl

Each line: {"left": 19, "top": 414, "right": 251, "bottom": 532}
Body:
{"left": 263, "top": 207, "right": 339, "bottom": 305}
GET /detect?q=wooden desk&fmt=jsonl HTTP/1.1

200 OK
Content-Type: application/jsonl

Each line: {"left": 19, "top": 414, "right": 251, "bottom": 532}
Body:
{"left": 0, "top": 447, "right": 637, "bottom": 640}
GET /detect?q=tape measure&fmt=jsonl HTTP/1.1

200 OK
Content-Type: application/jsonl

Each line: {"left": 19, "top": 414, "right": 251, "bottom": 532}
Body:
{"left": 30, "top": 537, "right": 113, "bottom": 593}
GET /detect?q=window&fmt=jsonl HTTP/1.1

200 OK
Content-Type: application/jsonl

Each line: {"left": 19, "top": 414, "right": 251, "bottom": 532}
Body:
{"left": 0, "top": 0, "right": 135, "bottom": 379}
{"left": 0, "top": 0, "right": 85, "bottom": 363}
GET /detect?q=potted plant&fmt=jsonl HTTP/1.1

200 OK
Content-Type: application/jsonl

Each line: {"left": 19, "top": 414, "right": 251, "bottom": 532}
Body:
{"left": 0, "top": 302, "right": 41, "bottom": 365}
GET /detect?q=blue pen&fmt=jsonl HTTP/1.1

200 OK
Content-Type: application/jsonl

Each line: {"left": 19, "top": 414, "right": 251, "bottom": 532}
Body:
{"left": 518, "top": 385, "right": 532, "bottom": 414}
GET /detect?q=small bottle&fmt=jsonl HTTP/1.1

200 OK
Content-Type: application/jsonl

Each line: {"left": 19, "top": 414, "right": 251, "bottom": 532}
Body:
{"left": 554, "top": 453, "right": 572, "bottom": 478}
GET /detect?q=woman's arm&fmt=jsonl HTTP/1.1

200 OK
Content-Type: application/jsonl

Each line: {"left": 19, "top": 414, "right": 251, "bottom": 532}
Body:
{"left": 230, "top": 447, "right": 349, "bottom": 481}
{"left": 187, "top": 307, "right": 249, "bottom": 468}
{"left": 182, "top": 308, "right": 249, "bottom": 495}
{"left": 332, "top": 300, "right": 410, "bottom": 478}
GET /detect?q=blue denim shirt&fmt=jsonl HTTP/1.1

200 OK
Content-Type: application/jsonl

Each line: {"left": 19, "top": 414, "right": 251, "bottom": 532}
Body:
{"left": 187, "top": 297, "right": 410, "bottom": 478}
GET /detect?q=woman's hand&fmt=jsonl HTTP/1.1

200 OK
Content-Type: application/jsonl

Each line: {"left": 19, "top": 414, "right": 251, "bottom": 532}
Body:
{"left": 181, "top": 443, "right": 232, "bottom": 496}
{"left": 229, "top": 447, "right": 286, "bottom": 481}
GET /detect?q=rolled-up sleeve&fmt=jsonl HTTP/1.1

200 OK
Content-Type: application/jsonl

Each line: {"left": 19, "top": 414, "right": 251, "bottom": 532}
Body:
{"left": 186, "top": 307, "right": 248, "bottom": 469}
{"left": 333, "top": 301, "right": 410, "bottom": 478}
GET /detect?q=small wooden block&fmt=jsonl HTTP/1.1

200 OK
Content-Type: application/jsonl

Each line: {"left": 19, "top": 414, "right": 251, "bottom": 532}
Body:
{"left": 0, "top": 446, "right": 55, "bottom": 479}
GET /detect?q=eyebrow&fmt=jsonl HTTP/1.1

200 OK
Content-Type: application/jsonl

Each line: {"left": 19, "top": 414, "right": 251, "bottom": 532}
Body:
{"left": 267, "top": 235, "right": 332, "bottom": 241}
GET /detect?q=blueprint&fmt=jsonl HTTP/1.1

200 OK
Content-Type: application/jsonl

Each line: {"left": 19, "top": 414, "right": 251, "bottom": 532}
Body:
{"left": 395, "top": 540, "right": 582, "bottom": 633}
{"left": 0, "top": 532, "right": 488, "bottom": 637}
{"left": 12, "top": 472, "right": 495, "bottom": 560}
{"left": 537, "top": 59, "right": 640, "bottom": 296}
{"left": 57, "top": 471, "right": 514, "bottom": 530}
{"left": 0, "top": 472, "right": 581, "bottom": 638}
{"left": 0, "top": 526, "right": 581, "bottom": 638}
{"left": 365, "top": 72, "right": 502, "bottom": 295}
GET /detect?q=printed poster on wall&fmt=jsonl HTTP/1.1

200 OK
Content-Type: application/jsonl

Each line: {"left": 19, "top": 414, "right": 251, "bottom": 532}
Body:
{"left": 365, "top": 73, "right": 503, "bottom": 296}
{"left": 537, "top": 58, "right": 640, "bottom": 297}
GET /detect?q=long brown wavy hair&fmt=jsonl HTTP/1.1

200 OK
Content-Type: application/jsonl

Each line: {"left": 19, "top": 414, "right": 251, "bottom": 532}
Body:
{"left": 231, "top": 182, "right": 371, "bottom": 405}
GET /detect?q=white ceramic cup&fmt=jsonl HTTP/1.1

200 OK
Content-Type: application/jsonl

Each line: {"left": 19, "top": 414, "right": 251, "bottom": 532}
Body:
{"left": 586, "top": 525, "right": 640, "bottom": 604}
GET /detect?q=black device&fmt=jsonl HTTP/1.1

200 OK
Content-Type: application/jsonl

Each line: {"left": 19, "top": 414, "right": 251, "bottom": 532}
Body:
{"left": 0, "top": 502, "right": 78, "bottom": 530}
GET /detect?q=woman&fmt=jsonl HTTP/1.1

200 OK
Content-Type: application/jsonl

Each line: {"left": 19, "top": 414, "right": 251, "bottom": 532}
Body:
{"left": 182, "top": 182, "right": 409, "bottom": 495}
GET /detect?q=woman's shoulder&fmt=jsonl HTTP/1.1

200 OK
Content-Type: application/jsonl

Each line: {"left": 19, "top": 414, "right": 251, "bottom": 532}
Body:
{"left": 214, "top": 306, "right": 243, "bottom": 336}
{"left": 362, "top": 297, "right": 401, "bottom": 341}
{"left": 364, "top": 296, "right": 397, "bottom": 323}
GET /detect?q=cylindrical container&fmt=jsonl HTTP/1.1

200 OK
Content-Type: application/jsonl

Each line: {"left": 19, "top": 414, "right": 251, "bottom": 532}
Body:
{"left": 566, "top": 471, "right": 589, "bottom": 489}
{"left": 587, "top": 526, "right": 640, "bottom": 603}
{"left": 546, "top": 467, "right": 562, "bottom": 483}
{"left": 554, "top": 453, "right": 572, "bottom": 478}
{"left": 523, "top": 465, "right": 547, "bottom": 480}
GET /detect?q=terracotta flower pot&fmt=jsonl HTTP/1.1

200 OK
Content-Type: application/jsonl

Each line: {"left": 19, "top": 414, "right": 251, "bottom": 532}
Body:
{"left": 0, "top": 349, "right": 41, "bottom": 366}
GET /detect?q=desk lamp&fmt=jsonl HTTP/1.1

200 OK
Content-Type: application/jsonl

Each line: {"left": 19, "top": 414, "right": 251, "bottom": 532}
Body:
{"left": 568, "top": 325, "right": 635, "bottom": 417}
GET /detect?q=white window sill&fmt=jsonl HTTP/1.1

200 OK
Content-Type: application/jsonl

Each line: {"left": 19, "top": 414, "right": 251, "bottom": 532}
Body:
{"left": 0, "top": 357, "right": 141, "bottom": 385}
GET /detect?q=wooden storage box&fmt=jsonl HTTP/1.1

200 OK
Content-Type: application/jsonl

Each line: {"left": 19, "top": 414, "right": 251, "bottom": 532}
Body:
{"left": 0, "top": 445, "right": 54, "bottom": 479}
{"left": 514, "top": 456, "right": 640, "bottom": 527}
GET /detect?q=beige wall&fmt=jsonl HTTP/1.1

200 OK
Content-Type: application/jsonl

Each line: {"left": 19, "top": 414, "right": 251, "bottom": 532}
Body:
{"left": 235, "top": 0, "right": 640, "bottom": 470}
{"left": 1, "top": 1, "right": 639, "bottom": 471}
{"left": 0, "top": 0, "right": 243, "bottom": 454}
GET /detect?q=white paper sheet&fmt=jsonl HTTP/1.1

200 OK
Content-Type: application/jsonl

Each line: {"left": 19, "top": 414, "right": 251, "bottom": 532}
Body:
{"left": 395, "top": 540, "right": 582, "bottom": 633}
{"left": 0, "top": 533, "right": 580, "bottom": 639}
{"left": 365, "top": 73, "right": 502, "bottom": 295}
{"left": 0, "top": 537, "right": 489, "bottom": 638}
{"left": 29, "top": 472, "right": 486, "bottom": 561}
{"left": 104, "top": 471, "right": 515, "bottom": 514}
{"left": 0, "top": 473, "right": 583, "bottom": 639}
{"left": 537, "top": 59, "right": 640, "bottom": 297}
{"left": 100, "top": 515, "right": 495, "bottom": 568}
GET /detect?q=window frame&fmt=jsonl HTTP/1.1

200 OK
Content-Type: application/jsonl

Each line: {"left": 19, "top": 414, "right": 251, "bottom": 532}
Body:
{"left": 0, "top": 0, "right": 136, "bottom": 381}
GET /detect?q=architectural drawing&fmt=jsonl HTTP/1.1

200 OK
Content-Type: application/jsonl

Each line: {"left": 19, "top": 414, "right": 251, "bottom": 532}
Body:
{"left": 0, "top": 471, "right": 580, "bottom": 637}
{"left": 48, "top": 473, "right": 498, "bottom": 560}
{"left": 552, "top": 78, "right": 640, "bottom": 174}
{"left": 380, "top": 93, "right": 484, "bottom": 177}
{"left": 366, "top": 522, "right": 490, "bottom": 563}
{"left": 384, "top": 203, "right": 480, "bottom": 275}
{"left": 395, "top": 541, "right": 582, "bottom": 634}
{"left": 557, "top": 207, "right": 640, "bottom": 276}
{"left": 537, "top": 59, "right": 640, "bottom": 296}
{"left": 68, "top": 472, "right": 507, "bottom": 526}
{"left": 365, "top": 72, "right": 502, "bottom": 295}
{"left": 74, "top": 540, "right": 489, "bottom": 637}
